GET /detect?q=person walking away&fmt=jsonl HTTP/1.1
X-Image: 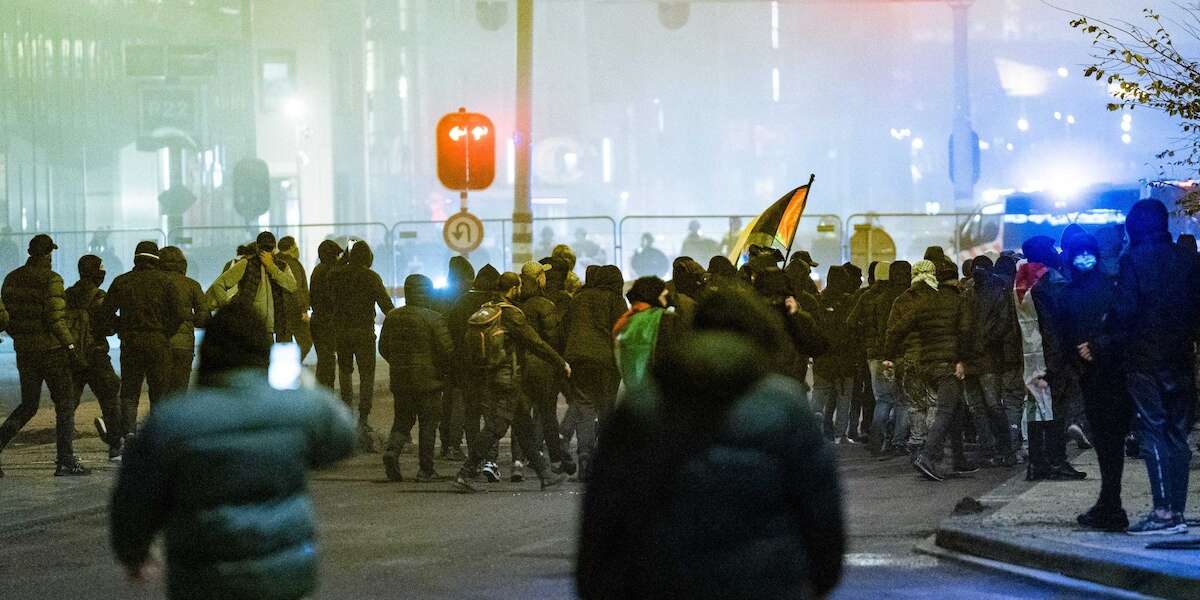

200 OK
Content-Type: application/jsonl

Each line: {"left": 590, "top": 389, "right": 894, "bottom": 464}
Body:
{"left": 309, "top": 240, "right": 344, "bottom": 390}
{"left": 753, "top": 269, "right": 829, "bottom": 379}
{"left": 106, "top": 241, "right": 183, "bottom": 440}
{"left": 379, "top": 274, "right": 452, "bottom": 482}
{"left": 958, "top": 255, "right": 1019, "bottom": 467}
{"left": 110, "top": 304, "right": 355, "bottom": 600}
{"left": 0, "top": 234, "right": 89, "bottom": 476}
{"left": 276, "top": 236, "right": 312, "bottom": 359}
{"left": 445, "top": 264, "right": 500, "bottom": 465}
{"left": 1057, "top": 233, "right": 1132, "bottom": 531}
{"left": 158, "top": 246, "right": 209, "bottom": 396}
{"left": 812, "top": 265, "right": 857, "bottom": 443}
{"left": 614, "top": 276, "right": 680, "bottom": 395}
{"left": 857, "top": 261, "right": 912, "bottom": 456}
{"left": 1109, "top": 199, "right": 1200, "bottom": 535}
{"left": 65, "top": 255, "right": 126, "bottom": 461}
{"left": 578, "top": 286, "right": 844, "bottom": 600}
{"left": 454, "top": 272, "right": 570, "bottom": 492}
{"left": 329, "top": 240, "right": 394, "bottom": 452}
{"left": 206, "top": 231, "right": 297, "bottom": 344}
{"left": 1021, "top": 236, "right": 1088, "bottom": 480}
{"left": 433, "top": 256, "right": 475, "bottom": 462}
{"left": 668, "top": 257, "right": 703, "bottom": 328}
{"left": 516, "top": 261, "right": 574, "bottom": 479}
{"left": 561, "top": 265, "right": 626, "bottom": 480}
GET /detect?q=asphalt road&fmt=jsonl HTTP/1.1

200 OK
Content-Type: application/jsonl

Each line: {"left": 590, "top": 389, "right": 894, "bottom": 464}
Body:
{"left": 0, "top": 442, "right": 1097, "bottom": 599}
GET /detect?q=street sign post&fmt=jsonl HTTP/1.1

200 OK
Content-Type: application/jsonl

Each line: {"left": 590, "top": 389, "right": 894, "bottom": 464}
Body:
{"left": 443, "top": 211, "right": 485, "bottom": 255}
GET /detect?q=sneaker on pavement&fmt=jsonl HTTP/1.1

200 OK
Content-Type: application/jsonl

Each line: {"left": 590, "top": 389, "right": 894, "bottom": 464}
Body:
{"left": 416, "top": 470, "right": 444, "bottom": 483}
{"left": 511, "top": 461, "right": 525, "bottom": 483}
{"left": 540, "top": 472, "right": 567, "bottom": 491}
{"left": 952, "top": 459, "right": 981, "bottom": 474}
{"left": 912, "top": 453, "right": 945, "bottom": 482}
{"left": 482, "top": 461, "right": 501, "bottom": 483}
{"left": 1067, "top": 424, "right": 1092, "bottom": 450}
{"left": 54, "top": 457, "right": 92, "bottom": 477}
{"left": 383, "top": 453, "right": 403, "bottom": 482}
{"left": 840, "top": 436, "right": 860, "bottom": 445}
{"left": 1049, "top": 462, "right": 1088, "bottom": 481}
{"left": 108, "top": 438, "right": 123, "bottom": 463}
{"left": 93, "top": 417, "right": 109, "bottom": 445}
{"left": 1127, "top": 513, "right": 1187, "bottom": 536}
{"left": 1077, "top": 505, "right": 1129, "bottom": 532}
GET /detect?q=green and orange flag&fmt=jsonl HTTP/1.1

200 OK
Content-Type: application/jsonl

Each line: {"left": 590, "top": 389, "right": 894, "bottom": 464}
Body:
{"left": 727, "top": 174, "right": 814, "bottom": 265}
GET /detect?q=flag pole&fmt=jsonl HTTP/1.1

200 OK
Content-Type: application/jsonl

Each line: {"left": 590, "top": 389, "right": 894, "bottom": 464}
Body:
{"left": 784, "top": 173, "right": 816, "bottom": 264}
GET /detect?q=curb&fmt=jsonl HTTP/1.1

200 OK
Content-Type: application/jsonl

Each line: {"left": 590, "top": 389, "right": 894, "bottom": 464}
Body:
{"left": 935, "top": 522, "right": 1199, "bottom": 599}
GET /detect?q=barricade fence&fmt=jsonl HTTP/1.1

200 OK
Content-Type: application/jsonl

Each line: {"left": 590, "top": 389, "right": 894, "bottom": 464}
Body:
{"left": 0, "top": 228, "right": 166, "bottom": 280}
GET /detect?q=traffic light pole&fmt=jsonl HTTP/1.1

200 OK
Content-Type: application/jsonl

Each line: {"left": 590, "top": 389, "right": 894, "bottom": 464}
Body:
{"left": 512, "top": 0, "right": 534, "bottom": 269}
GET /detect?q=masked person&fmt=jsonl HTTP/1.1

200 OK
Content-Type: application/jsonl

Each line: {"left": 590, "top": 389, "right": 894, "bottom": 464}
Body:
{"left": 454, "top": 272, "right": 570, "bottom": 493}
{"left": 309, "top": 240, "right": 344, "bottom": 390}
{"left": 275, "top": 236, "right": 312, "bottom": 359}
{"left": 65, "top": 255, "right": 126, "bottom": 461}
{"left": 107, "top": 241, "right": 184, "bottom": 438}
{"left": 158, "top": 247, "right": 209, "bottom": 396}
{"left": 207, "top": 231, "right": 297, "bottom": 345}
{"left": 0, "top": 235, "right": 88, "bottom": 476}
{"left": 958, "top": 255, "right": 1020, "bottom": 468}
{"left": 435, "top": 256, "right": 476, "bottom": 462}
{"left": 614, "top": 276, "right": 680, "bottom": 396}
{"left": 446, "top": 264, "right": 500, "bottom": 468}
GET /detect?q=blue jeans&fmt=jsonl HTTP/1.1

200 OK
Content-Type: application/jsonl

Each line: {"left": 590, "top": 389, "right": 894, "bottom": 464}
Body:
{"left": 813, "top": 374, "right": 854, "bottom": 439}
{"left": 1127, "top": 370, "right": 1196, "bottom": 514}
{"left": 868, "top": 359, "right": 908, "bottom": 451}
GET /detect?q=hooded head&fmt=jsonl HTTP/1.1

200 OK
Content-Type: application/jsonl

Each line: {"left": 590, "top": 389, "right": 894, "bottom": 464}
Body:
{"left": 824, "top": 265, "right": 848, "bottom": 295}
{"left": 540, "top": 256, "right": 570, "bottom": 292}
{"left": 448, "top": 256, "right": 476, "bottom": 294}
{"left": 971, "top": 255, "right": 993, "bottom": 284}
{"left": 159, "top": 246, "right": 188, "bottom": 275}
{"left": 1021, "top": 236, "right": 1060, "bottom": 269}
{"left": 1178, "top": 234, "right": 1199, "bottom": 256}
{"left": 923, "top": 246, "right": 946, "bottom": 262}
{"left": 754, "top": 268, "right": 793, "bottom": 302}
{"left": 889, "top": 261, "right": 912, "bottom": 288}
{"left": 708, "top": 255, "right": 737, "bottom": 278}
{"left": 1064, "top": 232, "right": 1101, "bottom": 276}
{"left": 198, "top": 304, "right": 272, "bottom": 387}
{"left": 935, "top": 258, "right": 959, "bottom": 284}
{"left": 473, "top": 264, "right": 501, "bottom": 292}
{"left": 1061, "top": 223, "right": 1087, "bottom": 251}
{"left": 348, "top": 240, "right": 374, "bottom": 268}
{"left": 78, "top": 255, "right": 106, "bottom": 287}
{"left": 277, "top": 236, "right": 300, "bottom": 260}
{"left": 596, "top": 265, "right": 625, "bottom": 295}
{"left": 843, "top": 262, "right": 863, "bottom": 290}
{"left": 961, "top": 258, "right": 975, "bottom": 279}
{"left": 318, "top": 239, "right": 344, "bottom": 264}
{"left": 552, "top": 244, "right": 577, "bottom": 272}
{"left": 133, "top": 240, "right": 160, "bottom": 268}
{"left": 673, "top": 258, "right": 705, "bottom": 297}
{"left": 994, "top": 255, "right": 1018, "bottom": 281}
{"left": 404, "top": 274, "right": 435, "bottom": 309}
{"left": 1126, "top": 199, "right": 1170, "bottom": 244}
{"left": 627, "top": 276, "right": 667, "bottom": 306}
{"left": 911, "top": 260, "right": 938, "bottom": 290}
{"left": 1094, "top": 225, "right": 1125, "bottom": 276}
{"left": 256, "top": 231, "right": 277, "bottom": 253}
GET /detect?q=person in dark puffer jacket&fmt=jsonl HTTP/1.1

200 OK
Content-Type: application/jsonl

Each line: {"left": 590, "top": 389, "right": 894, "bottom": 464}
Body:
{"left": 812, "top": 265, "right": 857, "bottom": 442}
{"left": 379, "top": 274, "right": 453, "bottom": 482}
{"left": 110, "top": 303, "right": 355, "bottom": 600}
{"left": 958, "top": 255, "right": 1019, "bottom": 467}
{"left": 858, "top": 261, "right": 912, "bottom": 456}
{"left": 445, "top": 264, "right": 500, "bottom": 460}
{"left": 67, "top": 255, "right": 126, "bottom": 461}
{"left": 309, "top": 240, "right": 344, "bottom": 390}
{"left": 562, "top": 265, "right": 627, "bottom": 478}
{"left": 159, "top": 246, "right": 210, "bottom": 396}
{"left": 516, "top": 260, "right": 573, "bottom": 477}
{"left": 435, "top": 255, "right": 475, "bottom": 462}
{"left": 578, "top": 286, "right": 844, "bottom": 600}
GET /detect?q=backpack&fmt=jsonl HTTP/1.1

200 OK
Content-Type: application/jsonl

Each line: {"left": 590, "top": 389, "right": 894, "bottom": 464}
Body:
{"left": 465, "top": 301, "right": 516, "bottom": 372}
{"left": 64, "top": 286, "right": 98, "bottom": 359}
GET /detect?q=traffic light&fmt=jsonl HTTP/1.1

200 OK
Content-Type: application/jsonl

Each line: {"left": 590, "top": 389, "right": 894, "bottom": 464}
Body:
{"left": 232, "top": 158, "right": 271, "bottom": 221}
{"left": 437, "top": 108, "right": 496, "bottom": 191}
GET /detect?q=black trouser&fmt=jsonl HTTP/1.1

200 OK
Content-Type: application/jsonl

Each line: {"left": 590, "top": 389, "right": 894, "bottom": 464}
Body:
{"left": 462, "top": 377, "right": 487, "bottom": 460}
{"left": 923, "top": 367, "right": 967, "bottom": 463}
{"left": 119, "top": 333, "right": 171, "bottom": 435}
{"left": 1081, "top": 368, "right": 1133, "bottom": 510}
{"left": 0, "top": 349, "right": 76, "bottom": 461}
{"left": 850, "top": 360, "right": 873, "bottom": 436}
{"left": 73, "top": 349, "right": 124, "bottom": 448}
{"left": 439, "top": 384, "right": 467, "bottom": 454}
{"left": 461, "top": 383, "right": 547, "bottom": 478}
{"left": 526, "top": 371, "right": 567, "bottom": 464}
{"left": 568, "top": 358, "right": 619, "bottom": 467}
{"left": 311, "top": 322, "right": 338, "bottom": 390}
{"left": 166, "top": 346, "right": 194, "bottom": 398}
{"left": 336, "top": 328, "right": 377, "bottom": 423}
{"left": 386, "top": 388, "right": 441, "bottom": 474}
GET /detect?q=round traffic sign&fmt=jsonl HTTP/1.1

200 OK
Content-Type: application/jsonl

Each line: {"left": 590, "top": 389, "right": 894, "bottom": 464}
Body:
{"left": 443, "top": 210, "right": 485, "bottom": 255}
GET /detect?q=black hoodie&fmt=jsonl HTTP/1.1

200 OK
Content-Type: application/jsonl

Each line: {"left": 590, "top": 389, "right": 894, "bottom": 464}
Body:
{"left": 379, "top": 274, "right": 453, "bottom": 393}
{"left": 563, "top": 265, "right": 628, "bottom": 364}
{"left": 438, "top": 255, "right": 476, "bottom": 314}
{"left": 330, "top": 241, "right": 394, "bottom": 331}
{"left": 447, "top": 265, "right": 501, "bottom": 364}
{"left": 309, "top": 240, "right": 344, "bottom": 330}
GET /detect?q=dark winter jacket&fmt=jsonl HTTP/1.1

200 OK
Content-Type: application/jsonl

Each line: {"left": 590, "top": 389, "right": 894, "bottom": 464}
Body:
{"left": 277, "top": 250, "right": 310, "bottom": 322}
{"left": 436, "top": 256, "right": 476, "bottom": 315}
{"left": 1, "top": 256, "right": 75, "bottom": 353}
{"left": 0, "top": 297, "right": 9, "bottom": 333}
{"left": 960, "top": 270, "right": 1021, "bottom": 373}
{"left": 578, "top": 332, "right": 844, "bottom": 600}
{"left": 105, "top": 259, "right": 182, "bottom": 342}
{"left": 1061, "top": 243, "right": 1120, "bottom": 372}
{"left": 308, "top": 241, "right": 344, "bottom": 332}
{"left": 884, "top": 282, "right": 963, "bottom": 367}
{"left": 847, "top": 282, "right": 885, "bottom": 359}
{"left": 379, "top": 275, "right": 453, "bottom": 393}
{"left": 110, "top": 371, "right": 355, "bottom": 600}
{"left": 563, "top": 266, "right": 627, "bottom": 366}
{"left": 447, "top": 265, "right": 501, "bottom": 357}
{"left": 1110, "top": 200, "right": 1200, "bottom": 372}
{"left": 160, "top": 247, "right": 210, "bottom": 351}
{"left": 330, "top": 242, "right": 394, "bottom": 331}
{"left": 861, "top": 261, "right": 910, "bottom": 361}
{"left": 65, "top": 280, "right": 112, "bottom": 354}
{"left": 812, "top": 267, "right": 856, "bottom": 379}
{"left": 486, "top": 301, "right": 567, "bottom": 390}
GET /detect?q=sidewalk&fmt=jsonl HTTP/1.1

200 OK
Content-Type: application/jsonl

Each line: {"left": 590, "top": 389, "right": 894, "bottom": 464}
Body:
{"left": 932, "top": 449, "right": 1200, "bottom": 599}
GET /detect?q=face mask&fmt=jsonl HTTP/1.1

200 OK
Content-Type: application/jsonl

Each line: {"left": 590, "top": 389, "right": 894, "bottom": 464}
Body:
{"left": 1073, "top": 253, "right": 1097, "bottom": 272}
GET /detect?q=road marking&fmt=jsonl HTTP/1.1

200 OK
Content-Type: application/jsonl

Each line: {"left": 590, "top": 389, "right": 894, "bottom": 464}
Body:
{"left": 844, "top": 552, "right": 939, "bottom": 568}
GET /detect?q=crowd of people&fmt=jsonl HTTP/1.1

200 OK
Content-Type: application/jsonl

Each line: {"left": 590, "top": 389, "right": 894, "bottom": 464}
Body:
{"left": 0, "top": 197, "right": 1197, "bottom": 597}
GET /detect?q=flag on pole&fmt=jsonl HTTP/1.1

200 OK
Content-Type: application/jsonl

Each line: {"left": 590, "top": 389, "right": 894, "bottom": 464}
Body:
{"left": 727, "top": 174, "right": 814, "bottom": 264}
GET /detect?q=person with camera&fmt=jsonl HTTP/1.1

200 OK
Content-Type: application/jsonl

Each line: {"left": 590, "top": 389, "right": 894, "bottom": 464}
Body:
{"left": 0, "top": 234, "right": 89, "bottom": 476}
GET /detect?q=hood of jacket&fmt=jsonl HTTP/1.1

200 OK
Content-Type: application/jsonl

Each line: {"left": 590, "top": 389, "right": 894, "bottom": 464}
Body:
{"left": 159, "top": 246, "right": 188, "bottom": 275}
{"left": 349, "top": 241, "right": 374, "bottom": 268}
{"left": 1126, "top": 199, "right": 1170, "bottom": 245}
{"left": 594, "top": 265, "right": 625, "bottom": 294}
{"left": 447, "top": 256, "right": 476, "bottom": 293}
{"left": 317, "top": 239, "right": 344, "bottom": 264}
{"left": 473, "top": 264, "right": 500, "bottom": 291}
{"left": 404, "top": 274, "right": 435, "bottom": 309}
{"left": 888, "top": 261, "right": 912, "bottom": 289}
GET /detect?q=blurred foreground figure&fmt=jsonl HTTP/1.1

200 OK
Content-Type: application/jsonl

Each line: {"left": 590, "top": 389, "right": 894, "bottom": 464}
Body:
{"left": 578, "top": 287, "right": 844, "bottom": 599}
{"left": 110, "top": 304, "right": 355, "bottom": 600}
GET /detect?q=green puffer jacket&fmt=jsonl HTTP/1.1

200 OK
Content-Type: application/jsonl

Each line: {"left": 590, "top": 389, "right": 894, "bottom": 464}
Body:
{"left": 884, "top": 283, "right": 963, "bottom": 367}
{"left": 0, "top": 256, "right": 74, "bottom": 352}
{"left": 110, "top": 372, "right": 355, "bottom": 600}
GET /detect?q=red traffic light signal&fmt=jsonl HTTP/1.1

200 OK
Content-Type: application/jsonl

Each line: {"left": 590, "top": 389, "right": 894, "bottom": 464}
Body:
{"left": 437, "top": 108, "right": 496, "bottom": 191}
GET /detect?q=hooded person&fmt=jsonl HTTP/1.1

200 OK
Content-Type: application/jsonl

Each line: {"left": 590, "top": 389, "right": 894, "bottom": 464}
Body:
{"left": 516, "top": 260, "right": 574, "bottom": 477}
{"left": 613, "top": 276, "right": 680, "bottom": 396}
{"left": 923, "top": 246, "right": 947, "bottom": 263}
{"left": 1109, "top": 199, "right": 1200, "bottom": 534}
{"left": 812, "top": 265, "right": 859, "bottom": 443}
{"left": 754, "top": 269, "right": 828, "bottom": 379}
{"left": 669, "top": 258, "right": 704, "bottom": 328}
{"left": 705, "top": 255, "right": 744, "bottom": 293}
{"left": 207, "top": 232, "right": 298, "bottom": 342}
{"left": 329, "top": 240, "right": 395, "bottom": 452}
{"left": 309, "top": 239, "right": 344, "bottom": 390}
{"left": 578, "top": 285, "right": 845, "bottom": 600}
{"left": 552, "top": 244, "right": 582, "bottom": 294}
{"left": 274, "top": 236, "right": 312, "bottom": 359}
{"left": 842, "top": 262, "right": 872, "bottom": 440}
{"left": 158, "top": 246, "right": 210, "bottom": 396}
{"left": 379, "top": 274, "right": 453, "bottom": 482}
{"left": 862, "top": 260, "right": 912, "bottom": 456}
{"left": 1020, "top": 234, "right": 1088, "bottom": 481}
{"left": 106, "top": 240, "right": 186, "bottom": 436}
{"left": 110, "top": 303, "right": 355, "bottom": 600}
{"left": 440, "top": 255, "right": 476, "bottom": 314}
{"left": 561, "top": 264, "right": 628, "bottom": 479}
{"left": 65, "top": 254, "right": 126, "bottom": 461}
{"left": 445, "top": 264, "right": 501, "bottom": 461}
